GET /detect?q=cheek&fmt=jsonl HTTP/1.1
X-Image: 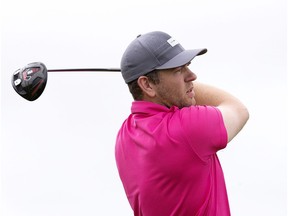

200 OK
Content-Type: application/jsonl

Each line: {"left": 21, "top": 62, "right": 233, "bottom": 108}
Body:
{"left": 162, "top": 85, "right": 184, "bottom": 102}
{"left": 156, "top": 76, "right": 186, "bottom": 98}
{"left": 156, "top": 84, "right": 174, "bottom": 100}
{"left": 165, "top": 81, "right": 184, "bottom": 95}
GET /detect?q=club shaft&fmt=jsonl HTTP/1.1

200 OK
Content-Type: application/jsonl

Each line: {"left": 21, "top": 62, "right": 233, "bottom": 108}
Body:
{"left": 48, "top": 68, "right": 121, "bottom": 72}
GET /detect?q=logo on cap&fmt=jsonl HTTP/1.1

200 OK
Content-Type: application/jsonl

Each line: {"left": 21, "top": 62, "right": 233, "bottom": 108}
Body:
{"left": 167, "top": 38, "right": 179, "bottom": 47}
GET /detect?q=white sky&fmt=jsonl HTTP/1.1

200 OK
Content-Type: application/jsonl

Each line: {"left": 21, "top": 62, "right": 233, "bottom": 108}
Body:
{"left": 1, "top": 0, "right": 287, "bottom": 215}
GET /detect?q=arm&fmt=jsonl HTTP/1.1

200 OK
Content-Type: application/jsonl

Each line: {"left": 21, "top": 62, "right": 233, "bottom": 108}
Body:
{"left": 193, "top": 82, "right": 249, "bottom": 143}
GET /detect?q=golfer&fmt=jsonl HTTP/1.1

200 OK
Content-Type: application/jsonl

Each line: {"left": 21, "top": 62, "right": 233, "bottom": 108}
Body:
{"left": 115, "top": 31, "right": 249, "bottom": 216}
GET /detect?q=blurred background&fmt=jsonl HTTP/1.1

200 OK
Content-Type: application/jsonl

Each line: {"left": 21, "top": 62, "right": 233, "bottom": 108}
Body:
{"left": 1, "top": 0, "right": 287, "bottom": 215}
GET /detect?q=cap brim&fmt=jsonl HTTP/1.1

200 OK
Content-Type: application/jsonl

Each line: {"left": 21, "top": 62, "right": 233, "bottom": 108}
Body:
{"left": 155, "top": 48, "right": 207, "bottom": 70}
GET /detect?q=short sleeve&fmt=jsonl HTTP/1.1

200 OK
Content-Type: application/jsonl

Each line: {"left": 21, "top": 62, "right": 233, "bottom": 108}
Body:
{"left": 174, "top": 105, "right": 228, "bottom": 160}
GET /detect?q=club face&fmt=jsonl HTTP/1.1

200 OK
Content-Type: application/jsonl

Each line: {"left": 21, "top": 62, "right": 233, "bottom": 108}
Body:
{"left": 11, "top": 62, "right": 48, "bottom": 101}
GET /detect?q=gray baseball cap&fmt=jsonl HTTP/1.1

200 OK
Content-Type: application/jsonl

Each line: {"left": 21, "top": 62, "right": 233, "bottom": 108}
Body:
{"left": 120, "top": 31, "right": 207, "bottom": 83}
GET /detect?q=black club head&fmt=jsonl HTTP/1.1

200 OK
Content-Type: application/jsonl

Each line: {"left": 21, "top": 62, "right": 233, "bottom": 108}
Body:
{"left": 11, "top": 62, "right": 48, "bottom": 101}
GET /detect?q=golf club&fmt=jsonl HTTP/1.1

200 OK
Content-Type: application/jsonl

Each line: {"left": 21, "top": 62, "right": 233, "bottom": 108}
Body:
{"left": 11, "top": 62, "right": 121, "bottom": 101}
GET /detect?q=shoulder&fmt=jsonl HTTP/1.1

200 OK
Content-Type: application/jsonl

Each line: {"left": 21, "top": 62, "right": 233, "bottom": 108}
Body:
{"left": 175, "top": 105, "right": 223, "bottom": 122}
{"left": 169, "top": 105, "right": 226, "bottom": 137}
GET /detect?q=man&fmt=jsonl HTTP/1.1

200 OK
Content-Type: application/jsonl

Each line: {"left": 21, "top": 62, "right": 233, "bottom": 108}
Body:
{"left": 115, "top": 31, "right": 249, "bottom": 216}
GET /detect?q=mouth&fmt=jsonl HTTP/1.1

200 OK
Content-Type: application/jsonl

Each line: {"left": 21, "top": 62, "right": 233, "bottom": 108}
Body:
{"left": 186, "top": 87, "right": 195, "bottom": 98}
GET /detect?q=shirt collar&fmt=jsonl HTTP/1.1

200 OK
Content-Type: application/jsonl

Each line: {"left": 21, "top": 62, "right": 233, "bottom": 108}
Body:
{"left": 131, "top": 101, "right": 179, "bottom": 115}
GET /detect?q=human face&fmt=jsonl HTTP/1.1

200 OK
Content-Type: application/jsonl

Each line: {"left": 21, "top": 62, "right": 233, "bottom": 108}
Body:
{"left": 152, "top": 63, "right": 197, "bottom": 108}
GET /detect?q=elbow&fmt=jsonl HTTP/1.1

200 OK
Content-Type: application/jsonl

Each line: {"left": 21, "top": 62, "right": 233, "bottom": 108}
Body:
{"left": 242, "top": 106, "right": 250, "bottom": 124}
{"left": 246, "top": 108, "right": 250, "bottom": 121}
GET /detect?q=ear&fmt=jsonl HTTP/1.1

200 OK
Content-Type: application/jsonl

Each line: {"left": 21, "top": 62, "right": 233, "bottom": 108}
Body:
{"left": 137, "top": 76, "right": 156, "bottom": 98}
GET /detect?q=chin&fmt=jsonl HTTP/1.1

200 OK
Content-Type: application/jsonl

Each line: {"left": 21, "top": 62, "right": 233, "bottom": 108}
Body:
{"left": 190, "top": 98, "right": 196, "bottom": 106}
{"left": 181, "top": 102, "right": 195, "bottom": 108}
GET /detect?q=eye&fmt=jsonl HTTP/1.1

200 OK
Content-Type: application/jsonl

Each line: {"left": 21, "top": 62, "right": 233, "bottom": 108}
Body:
{"left": 176, "top": 68, "right": 182, "bottom": 73}
{"left": 173, "top": 67, "right": 182, "bottom": 74}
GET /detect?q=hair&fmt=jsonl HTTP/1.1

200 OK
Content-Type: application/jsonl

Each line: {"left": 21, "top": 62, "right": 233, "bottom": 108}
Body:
{"left": 128, "top": 70, "right": 160, "bottom": 100}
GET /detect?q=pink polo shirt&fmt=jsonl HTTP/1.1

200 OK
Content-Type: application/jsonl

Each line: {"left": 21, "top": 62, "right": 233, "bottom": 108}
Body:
{"left": 115, "top": 101, "right": 229, "bottom": 216}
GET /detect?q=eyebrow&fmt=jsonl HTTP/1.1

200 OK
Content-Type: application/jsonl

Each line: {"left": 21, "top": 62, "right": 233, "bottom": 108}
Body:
{"left": 172, "top": 66, "right": 182, "bottom": 72}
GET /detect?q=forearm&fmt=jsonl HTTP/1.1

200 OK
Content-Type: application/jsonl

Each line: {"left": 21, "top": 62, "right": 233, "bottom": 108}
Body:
{"left": 193, "top": 82, "right": 240, "bottom": 107}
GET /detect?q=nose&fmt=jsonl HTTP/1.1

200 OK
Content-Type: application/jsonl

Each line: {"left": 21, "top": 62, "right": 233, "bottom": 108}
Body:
{"left": 184, "top": 67, "right": 197, "bottom": 82}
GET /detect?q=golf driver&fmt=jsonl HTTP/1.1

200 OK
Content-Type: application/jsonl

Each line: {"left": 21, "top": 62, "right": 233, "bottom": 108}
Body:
{"left": 11, "top": 62, "right": 121, "bottom": 101}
